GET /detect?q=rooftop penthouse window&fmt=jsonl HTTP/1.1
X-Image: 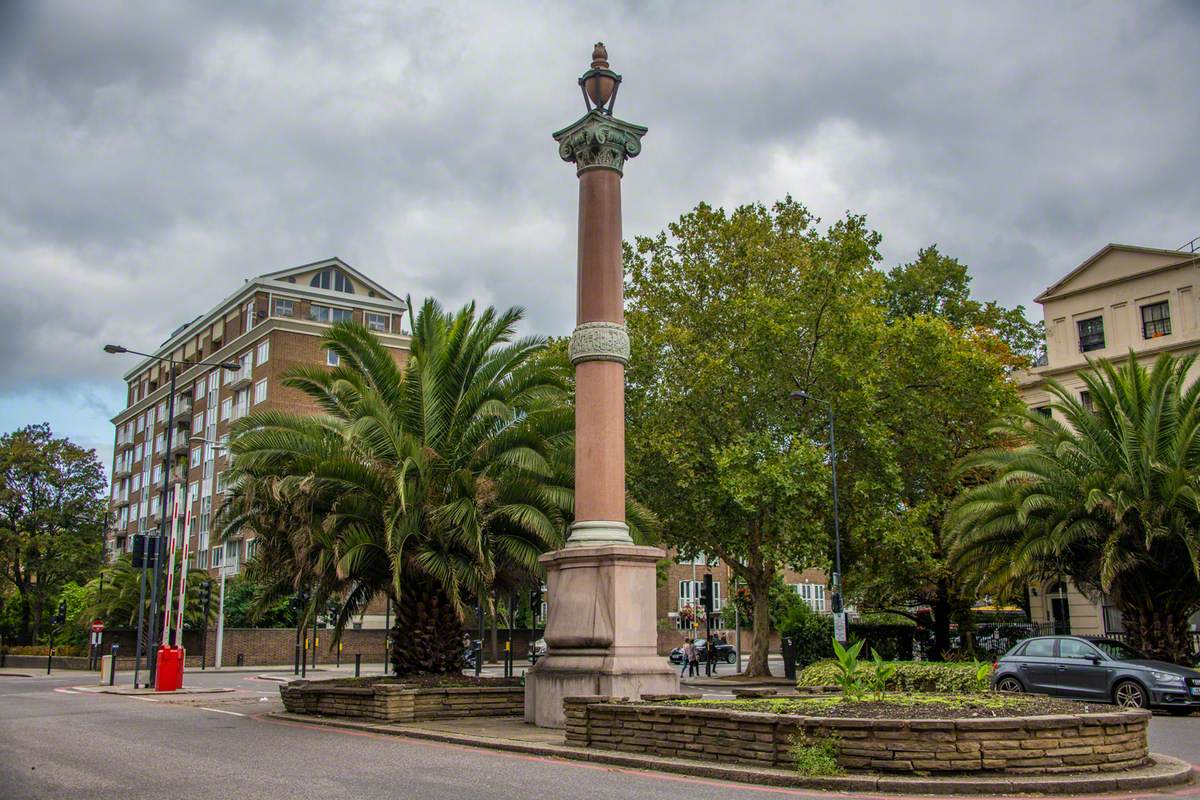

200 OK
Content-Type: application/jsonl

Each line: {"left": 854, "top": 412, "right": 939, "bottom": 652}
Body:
{"left": 311, "top": 267, "right": 354, "bottom": 294}
{"left": 1077, "top": 316, "right": 1105, "bottom": 352}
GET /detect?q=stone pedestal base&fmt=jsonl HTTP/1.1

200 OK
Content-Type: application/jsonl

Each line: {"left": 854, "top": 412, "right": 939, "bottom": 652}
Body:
{"left": 524, "top": 543, "right": 678, "bottom": 728}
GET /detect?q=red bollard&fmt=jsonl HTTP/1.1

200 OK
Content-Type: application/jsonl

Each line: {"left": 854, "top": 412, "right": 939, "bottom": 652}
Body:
{"left": 154, "top": 646, "right": 185, "bottom": 692}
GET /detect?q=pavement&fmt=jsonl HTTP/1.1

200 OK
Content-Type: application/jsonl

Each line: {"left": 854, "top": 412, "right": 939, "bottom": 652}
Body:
{"left": 2, "top": 664, "right": 1199, "bottom": 799}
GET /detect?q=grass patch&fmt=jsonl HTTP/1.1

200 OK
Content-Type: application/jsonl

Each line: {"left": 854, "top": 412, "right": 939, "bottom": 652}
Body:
{"left": 790, "top": 733, "right": 842, "bottom": 777}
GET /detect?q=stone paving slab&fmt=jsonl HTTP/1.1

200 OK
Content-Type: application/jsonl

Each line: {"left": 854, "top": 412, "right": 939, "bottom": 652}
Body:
{"left": 264, "top": 711, "right": 1195, "bottom": 796}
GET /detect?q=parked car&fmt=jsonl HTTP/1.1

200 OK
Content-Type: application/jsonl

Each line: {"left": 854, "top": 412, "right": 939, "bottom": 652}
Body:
{"left": 991, "top": 635, "right": 1200, "bottom": 715}
{"left": 667, "top": 638, "right": 738, "bottom": 665}
{"left": 529, "top": 638, "right": 547, "bottom": 664}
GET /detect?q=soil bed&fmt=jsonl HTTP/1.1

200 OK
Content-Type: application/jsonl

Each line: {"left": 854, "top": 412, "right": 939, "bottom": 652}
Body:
{"left": 664, "top": 692, "right": 1104, "bottom": 719}
{"left": 304, "top": 674, "right": 520, "bottom": 689}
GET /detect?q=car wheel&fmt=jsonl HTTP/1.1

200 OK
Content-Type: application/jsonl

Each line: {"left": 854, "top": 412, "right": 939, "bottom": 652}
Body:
{"left": 995, "top": 676, "right": 1024, "bottom": 693}
{"left": 1114, "top": 680, "right": 1148, "bottom": 709}
{"left": 725, "top": 651, "right": 737, "bottom": 664}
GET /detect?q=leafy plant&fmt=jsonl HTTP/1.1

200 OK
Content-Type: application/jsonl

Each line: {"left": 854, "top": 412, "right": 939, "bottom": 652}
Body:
{"left": 974, "top": 661, "right": 992, "bottom": 692}
{"left": 868, "top": 648, "right": 898, "bottom": 701}
{"left": 790, "top": 733, "right": 842, "bottom": 776}
{"left": 831, "top": 637, "right": 865, "bottom": 699}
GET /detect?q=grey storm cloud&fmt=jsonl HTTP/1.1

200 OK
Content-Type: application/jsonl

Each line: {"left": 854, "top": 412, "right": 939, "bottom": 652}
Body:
{"left": 2, "top": 0, "right": 1199, "bottom": 406}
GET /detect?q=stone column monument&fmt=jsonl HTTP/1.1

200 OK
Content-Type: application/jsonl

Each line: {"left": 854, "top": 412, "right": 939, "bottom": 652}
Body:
{"left": 524, "top": 44, "right": 679, "bottom": 728}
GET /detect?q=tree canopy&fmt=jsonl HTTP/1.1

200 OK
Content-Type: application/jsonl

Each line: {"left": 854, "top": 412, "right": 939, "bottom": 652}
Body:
{"left": 625, "top": 198, "right": 1034, "bottom": 669}
{"left": 0, "top": 423, "right": 107, "bottom": 643}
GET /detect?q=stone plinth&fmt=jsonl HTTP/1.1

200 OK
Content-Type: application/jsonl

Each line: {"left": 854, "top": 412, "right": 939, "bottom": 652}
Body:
{"left": 524, "top": 544, "right": 679, "bottom": 727}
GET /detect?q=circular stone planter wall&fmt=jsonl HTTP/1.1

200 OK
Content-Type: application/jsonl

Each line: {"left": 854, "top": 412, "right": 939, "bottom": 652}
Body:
{"left": 562, "top": 696, "right": 1151, "bottom": 775}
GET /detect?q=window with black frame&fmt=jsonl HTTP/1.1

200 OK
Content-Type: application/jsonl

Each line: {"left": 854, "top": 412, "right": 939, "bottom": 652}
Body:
{"left": 1077, "top": 316, "right": 1105, "bottom": 352}
{"left": 1141, "top": 301, "right": 1170, "bottom": 339}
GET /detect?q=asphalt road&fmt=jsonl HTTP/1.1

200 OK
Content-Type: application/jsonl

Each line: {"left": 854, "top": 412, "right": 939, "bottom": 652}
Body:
{"left": 2, "top": 669, "right": 1198, "bottom": 800}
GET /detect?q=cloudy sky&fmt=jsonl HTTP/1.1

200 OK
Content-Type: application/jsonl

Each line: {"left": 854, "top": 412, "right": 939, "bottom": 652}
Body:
{"left": 2, "top": 1, "right": 1198, "bottom": 473}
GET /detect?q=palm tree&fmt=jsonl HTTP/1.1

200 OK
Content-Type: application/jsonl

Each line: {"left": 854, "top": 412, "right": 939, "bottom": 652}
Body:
{"left": 948, "top": 352, "right": 1200, "bottom": 663}
{"left": 224, "top": 300, "right": 588, "bottom": 674}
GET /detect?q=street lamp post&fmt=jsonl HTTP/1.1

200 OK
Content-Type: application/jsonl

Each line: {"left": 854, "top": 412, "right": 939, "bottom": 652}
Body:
{"left": 790, "top": 390, "right": 845, "bottom": 638}
{"left": 104, "top": 344, "right": 239, "bottom": 686}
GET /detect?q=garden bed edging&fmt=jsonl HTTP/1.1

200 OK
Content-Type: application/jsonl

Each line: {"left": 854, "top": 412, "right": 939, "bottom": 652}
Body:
{"left": 280, "top": 680, "right": 523, "bottom": 722}
{"left": 562, "top": 697, "right": 1151, "bottom": 775}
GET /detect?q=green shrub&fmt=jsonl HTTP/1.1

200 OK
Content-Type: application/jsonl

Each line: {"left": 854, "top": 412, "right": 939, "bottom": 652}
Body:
{"left": 797, "top": 659, "right": 988, "bottom": 693}
{"left": 790, "top": 733, "right": 842, "bottom": 776}
{"left": 868, "top": 648, "right": 898, "bottom": 701}
{"left": 777, "top": 601, "right": 834, "bottom": 667}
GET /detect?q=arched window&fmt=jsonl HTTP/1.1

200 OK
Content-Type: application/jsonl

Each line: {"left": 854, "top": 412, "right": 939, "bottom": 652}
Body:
{"left": 310, "top": 268, "right": 354, "bottom": 294}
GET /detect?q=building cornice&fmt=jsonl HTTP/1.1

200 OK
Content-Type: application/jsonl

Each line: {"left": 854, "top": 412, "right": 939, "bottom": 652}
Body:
{"left": 111, "top": 318, "right": 411, "bottom": 424}
{"left": 1035, "top": 244, "right": 1199, "bottom": 304}
{"left": 1015, "top": 339, "right": 1200, "bottom": 389}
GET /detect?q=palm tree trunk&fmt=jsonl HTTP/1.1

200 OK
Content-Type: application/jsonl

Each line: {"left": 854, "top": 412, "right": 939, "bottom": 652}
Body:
{"left": 1120, "top": 599, "right": 1194, "bottom": 664}
{"left": 389, "top": 586, "right": 467, "bottom": 675}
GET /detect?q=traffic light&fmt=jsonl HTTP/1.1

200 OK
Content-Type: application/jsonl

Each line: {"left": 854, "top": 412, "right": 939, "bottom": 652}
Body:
{"left": 701, "top": 573, "right": 714, "bottom": 614}
{"left": 131, "top": 534, "right": 158, "bottom": 569}
{"left": 199, "top": 580, "right": 212, "bottom": 606}
{"left": 53, "top": 600, "right": 67, "bottom": 626}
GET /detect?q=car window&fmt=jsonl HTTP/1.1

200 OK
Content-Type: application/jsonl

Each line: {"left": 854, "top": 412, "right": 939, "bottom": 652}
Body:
{"left": 1058, "top": 639, "right": 1100, "bottom": 660}
{"left": 1023, "top": 638, "right": 1054, "bottom": 657}
{"left": 1092, "top": 640, "right": 1145, "bottom": 661}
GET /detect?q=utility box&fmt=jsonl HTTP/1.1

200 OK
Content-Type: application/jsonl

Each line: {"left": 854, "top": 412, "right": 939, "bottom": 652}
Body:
{"left": 154, "top": 646, "right": 185, "bottom": 692}
{"left": 99, "top": 655, "right": 117, "bottom": 685}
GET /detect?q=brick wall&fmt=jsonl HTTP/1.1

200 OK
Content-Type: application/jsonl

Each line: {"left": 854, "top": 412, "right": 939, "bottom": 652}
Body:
{"left": 562, "top": 698, "right": 1151, "bottom": 775}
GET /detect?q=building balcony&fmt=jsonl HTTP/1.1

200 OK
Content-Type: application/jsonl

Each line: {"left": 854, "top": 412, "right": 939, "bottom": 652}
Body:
{"left": 112, "top": 494, "right": 130, "bottom": 508}
{"left": 170, "top": 437, "right": 190, "bottom": 456}
{"left": 226, "top": 371, "right": 252, "bottom": 390}
{"left": 172, "top": 399, "right": 193, "bottom": 421}
{"left": 113, "top": 464, "right": 132, "bottom": 479}
{"left": 116, "top": 438, "right": 135, "bottom": 452}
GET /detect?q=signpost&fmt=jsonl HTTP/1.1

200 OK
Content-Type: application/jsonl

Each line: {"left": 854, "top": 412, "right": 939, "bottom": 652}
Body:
{"left": 833, "top": 612, "right": 848, "bottom": 644}
{"left": 89, "top": 620, "right": 105, "bottom": 670}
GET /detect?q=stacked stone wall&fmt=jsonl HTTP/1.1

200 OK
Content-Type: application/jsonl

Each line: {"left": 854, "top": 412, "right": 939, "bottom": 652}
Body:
{"left": 561, "top": 698, "right": 1150, "bottom": 775}
{"left": 280, "top": 680, "right": 521, "bottom": 723}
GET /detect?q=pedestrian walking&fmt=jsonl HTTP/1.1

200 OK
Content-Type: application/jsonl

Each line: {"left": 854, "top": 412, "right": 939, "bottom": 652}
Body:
{"left": 688, "top": 638, "right": 700, "bottom": 677}
{"left": 679, "top": 638, "right": 692, "bottom": 677}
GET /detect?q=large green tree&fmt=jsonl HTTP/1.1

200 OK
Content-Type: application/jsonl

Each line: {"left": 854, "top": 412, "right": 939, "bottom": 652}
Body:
{"left": 949, "top": 353, "right": 1200, "bottom": 664}
{"left": 0, "top": 424, "right": 107, "bottom": 643}
{"left": 626, "top": 200, "right": 1037, "bottom": 671}
{"left": 626, "top": 198, "right": 887, "bottom": 676}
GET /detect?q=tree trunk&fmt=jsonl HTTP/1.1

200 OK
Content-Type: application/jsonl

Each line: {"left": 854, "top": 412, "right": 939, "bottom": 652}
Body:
{"left": 389, "top": 587, "right": 467, "bottom": 675}
{"left": 744, "top": 574, "right": 773, "bottom": 678}
{"left": 1121, "top": 600, "right": 1195, "bottom": 665}
{"left": 931, "top": 578, "right": 951, "bottom": 661}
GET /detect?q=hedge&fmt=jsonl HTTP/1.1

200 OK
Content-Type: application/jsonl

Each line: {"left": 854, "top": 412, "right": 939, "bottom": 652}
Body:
{"left": 796, "top": 659, "right": 990, "bottom": 693}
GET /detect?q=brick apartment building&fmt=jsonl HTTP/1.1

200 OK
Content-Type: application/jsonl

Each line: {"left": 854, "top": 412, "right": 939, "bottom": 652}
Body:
{"left": 107, "top": 258, "right": 408, "bottom": 626}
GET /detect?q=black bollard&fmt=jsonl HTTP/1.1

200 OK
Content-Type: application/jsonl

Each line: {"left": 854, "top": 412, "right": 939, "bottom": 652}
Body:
{"left": 354, "top": 653, "right": 361, "bottom": 678}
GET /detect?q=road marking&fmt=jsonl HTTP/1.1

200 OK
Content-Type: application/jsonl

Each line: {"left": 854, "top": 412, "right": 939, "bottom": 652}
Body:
{"left": 130, "top": 695, "right": 159, "bottom": 702}
{"left": 200, "top": 706, "right": 246, "bottom": 717}
{"left": 52, "top": 688, "right": 80, "bottom": 694}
